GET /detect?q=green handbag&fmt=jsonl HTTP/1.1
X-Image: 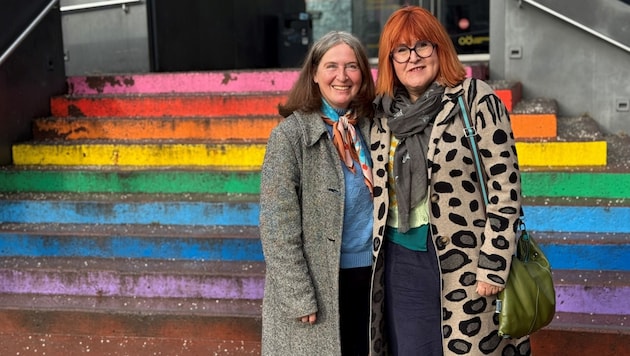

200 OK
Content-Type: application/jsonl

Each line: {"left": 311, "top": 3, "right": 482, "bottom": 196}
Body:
{"left": 457, "top": 95, "right": 556, "bottom": 339}
{"left": 496, "top": 223, "right": 556, "bottom": 339}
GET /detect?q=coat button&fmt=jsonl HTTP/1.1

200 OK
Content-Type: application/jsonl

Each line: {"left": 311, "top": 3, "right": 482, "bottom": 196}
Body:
{"left": 439, "top": 236, "right": 450, "bottom": 245}
{"left": 431, "top": 194, "right": 439, "bottom": 203}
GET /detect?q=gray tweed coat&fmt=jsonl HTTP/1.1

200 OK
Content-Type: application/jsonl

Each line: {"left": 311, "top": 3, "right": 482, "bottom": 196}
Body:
{"left": 259, "top": 110, "right": 373, "bottom": 355}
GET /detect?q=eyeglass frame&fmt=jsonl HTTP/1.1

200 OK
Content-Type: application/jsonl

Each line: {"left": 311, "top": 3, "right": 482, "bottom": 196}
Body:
{"left": 390, "top": 41, "right": 437, "bottom": 63}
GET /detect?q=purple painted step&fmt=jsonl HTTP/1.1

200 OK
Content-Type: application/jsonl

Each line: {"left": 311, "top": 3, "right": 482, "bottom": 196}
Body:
{"left": 0, "top": 257, "right": 264, "bottom": 300}
{"left": 553, "top": 270, "right": 630, "bottom": 316}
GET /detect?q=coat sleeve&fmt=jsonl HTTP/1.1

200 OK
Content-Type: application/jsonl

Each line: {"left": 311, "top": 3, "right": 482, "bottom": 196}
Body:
{"left": 259, "top": 119, "right": 318, "bottom": 318}
{"left": 470, "top": 80, "right": 523, "bottom": 287}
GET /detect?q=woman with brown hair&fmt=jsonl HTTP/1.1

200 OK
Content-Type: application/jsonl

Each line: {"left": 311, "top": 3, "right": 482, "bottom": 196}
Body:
{"left": 369, "top": 6, "right": 531, "bottom": 355}
{"left": 260, "top": 30, "right": 376, "bottom": 355}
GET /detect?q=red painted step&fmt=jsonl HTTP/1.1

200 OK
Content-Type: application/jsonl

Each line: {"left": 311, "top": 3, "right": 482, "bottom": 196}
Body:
{"left": 50, "top": 93, "right": 288, "bottom": 118}
{"left": 0, "top": 295, "right": 262, "bottom": 355}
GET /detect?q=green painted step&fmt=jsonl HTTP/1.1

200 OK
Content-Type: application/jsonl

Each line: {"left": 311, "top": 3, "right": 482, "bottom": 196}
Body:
{"left": 1, "top": 168, "right": 630, "bottom": 199}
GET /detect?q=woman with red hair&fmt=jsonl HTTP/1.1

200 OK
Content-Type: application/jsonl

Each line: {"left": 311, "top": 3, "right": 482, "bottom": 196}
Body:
{"left": 369, "top": 6, "right": 530, "bottom": 355}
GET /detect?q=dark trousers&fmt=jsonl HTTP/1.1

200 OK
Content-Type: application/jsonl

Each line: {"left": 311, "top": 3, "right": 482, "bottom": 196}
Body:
{"left": 339, "top": 266, "right": 372, "bottom": 356}
{"left": 385, "top": 239, "right": 443, "bottom": 356}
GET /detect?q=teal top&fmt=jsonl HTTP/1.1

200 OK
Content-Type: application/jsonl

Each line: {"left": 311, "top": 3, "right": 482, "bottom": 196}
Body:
{"left": 386, "top": 134, "right": 430, "bottom": 251}
{"left": 385, "top": 224, "right": 429, "bottom": 251}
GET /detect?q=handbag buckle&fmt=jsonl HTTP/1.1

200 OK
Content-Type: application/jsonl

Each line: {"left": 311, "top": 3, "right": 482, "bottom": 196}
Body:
{"left": 496, "top": 299, "right": 503, "bottom": 313}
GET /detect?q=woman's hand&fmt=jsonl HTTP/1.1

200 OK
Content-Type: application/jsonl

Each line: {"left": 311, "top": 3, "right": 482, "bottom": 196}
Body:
{"left": 476, "top": 281, "right": 504, "bottom": 296}
{"left": 299, "top": 313, "right": 317, "bottom": 325}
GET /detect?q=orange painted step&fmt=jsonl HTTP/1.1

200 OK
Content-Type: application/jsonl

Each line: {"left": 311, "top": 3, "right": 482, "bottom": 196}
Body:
{"left": 510, "top": 113, "right": 558, "bottom": 139}
{"left": 33, "top": 115, "right": 283, "bottom": 141}
{"left": 510, "top": 98, "right": 559, "bottom": 139}
{"left": 50, "top": 93, "right": 288, "bottom": 118}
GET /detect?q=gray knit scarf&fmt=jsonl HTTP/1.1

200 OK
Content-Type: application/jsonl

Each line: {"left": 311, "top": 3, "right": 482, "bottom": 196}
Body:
{"left": 373, "top": 82, "right": 445, "bottom": 233}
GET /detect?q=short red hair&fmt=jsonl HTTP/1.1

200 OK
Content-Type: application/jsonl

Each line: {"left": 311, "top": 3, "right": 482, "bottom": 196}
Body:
{"left": 375, "top": 6, "right": 466, "bottom": 96}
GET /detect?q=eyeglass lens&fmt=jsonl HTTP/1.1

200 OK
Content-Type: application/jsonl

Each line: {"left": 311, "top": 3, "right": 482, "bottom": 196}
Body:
{"left": 391, "top": 41, "right": 435, "bottom": 63}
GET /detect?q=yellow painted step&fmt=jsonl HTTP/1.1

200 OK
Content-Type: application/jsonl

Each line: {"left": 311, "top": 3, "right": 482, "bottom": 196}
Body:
{"left": 12, "top": 143, "right": 266, "bottom": 170}
{"left": 13, "top": 140, "right": 607, "bottom": 169}
{"left": 515, "top": 141, "right": 607, "bottom": 167}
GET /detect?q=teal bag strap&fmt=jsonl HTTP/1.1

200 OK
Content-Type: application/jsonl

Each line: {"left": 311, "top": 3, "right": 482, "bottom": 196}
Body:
{"left": 457, "top": 95, "right": 489, "bottom": 206}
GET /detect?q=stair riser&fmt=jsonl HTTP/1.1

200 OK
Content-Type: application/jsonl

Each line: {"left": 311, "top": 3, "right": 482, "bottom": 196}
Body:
{"left": 34, "top": 116, "right": 283, "bottom": 141}
{"left": 0, "top": 170, "right": 261, "bottom": 195}
{"left": 0, "top": 270, "right": 625, "bottom": 316}
{"left": 2, "top": 170, "right": 630, "bottom": 199}
{"left": 0, "top": 326, "right": 630, "bottom": 356}
{"left": 67, "top": 70, "right": 302, "bottom": 94}
{"left": 0, "top": 309, "right": 261, "bottom": 355}
{"left": 2, "top": 200, "right": 628, "bottom": 233}
{"left": 0, "top": 335, "right": 262, "bottom": 356}
{"left": 64, "top": 66, "right": 484, "bottom": 96}
{"left": 12, "top": 143, "right": 267, "bottom": 168}
{"left": 515, "top": 141, "right": 607, "bottom": 167}
{"left": 543, "top": 244, "right": 630, "bottom": 271}
{"left": 50, "top": 94, "right": 288, "bottom": 118}
{"left": 0, "top": 200, "right": 259, "bottom": 226}
{"left": 0, "top": 234, "right": 262, "bottom": 261}
{"left": 35, "top": 115, "right": 554, "bottom": 141}
{"left": 12, "top": 141, "right": 608, "bottom": 168}
{"left": 0, "top": 270, "right": 263, "bottom": 300}
{"left": 554, "top": 285, "right": 630, "bottom": 315}
{"left": 510, "top": 113, "right": 557, "bottom": 139}
{"left": 531, "top": 329, "right": 630, "bottom": 356}
{"left": 1, "top": 232, "right": 627, "bottom": 271}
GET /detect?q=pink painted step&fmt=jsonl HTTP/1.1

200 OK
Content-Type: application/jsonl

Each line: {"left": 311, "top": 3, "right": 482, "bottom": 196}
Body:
{"left": 67, "top": 65, "right": 487, "bottom": 95}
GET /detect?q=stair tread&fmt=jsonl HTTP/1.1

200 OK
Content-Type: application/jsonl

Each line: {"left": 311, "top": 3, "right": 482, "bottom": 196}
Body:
{"left": 552, "top": 269, "right": 630, "bottom": 286}
{"left": 56, "top": 91, "right": 288, "bottom": 98}
{"left": 548, "top": 312, "right": 630, "bottom": 334}
{"left": 556, "top": 115, "right": 606, "bottom": 141}
{"left": 0, "top": 293, "right": 262, "bottom": 317}
{"left": 532, "top": 231, "right": 630, "bottom": 244}
{"left": 512, "top": 97, "right": 559, "bottom": 114}
{"left": 0, "top": 256, "right": 265, "bottom": 275}
{"left": 36, "top": 114, "right": 282, "bottom": 120}
{"left": 14, "top": 138, "right": 270, "bottom": 144}
{"left": 0, "top": 222, "right": 260, "bottom": 239}
{"left": 605, "top": 133, "right": 630, "bottom": 169}
{"left": 487, "top": 80, "right": 521, "bottom": 90}
{"left": 0, "top": 191, "right": 259, "bottom": 202}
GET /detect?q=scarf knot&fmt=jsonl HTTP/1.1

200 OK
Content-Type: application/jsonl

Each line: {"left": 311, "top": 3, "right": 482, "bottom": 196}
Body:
{"left": 321, "top": 101, "right": 373, "bottom": 196}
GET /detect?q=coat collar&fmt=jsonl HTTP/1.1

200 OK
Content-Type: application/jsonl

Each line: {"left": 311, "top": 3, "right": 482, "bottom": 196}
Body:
{"left": 429, "top": 78, "right": 473, "bottom": 139}
{"left": 292, "top": 110, "right": 371, "bottom": 148}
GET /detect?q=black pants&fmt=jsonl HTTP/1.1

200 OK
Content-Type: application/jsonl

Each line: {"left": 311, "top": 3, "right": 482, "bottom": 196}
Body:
{"left": 339, "top": 266, "right": 372, "bottom": 356}
{"left": 385, "top": 240, "right": 443, "bottom": 356}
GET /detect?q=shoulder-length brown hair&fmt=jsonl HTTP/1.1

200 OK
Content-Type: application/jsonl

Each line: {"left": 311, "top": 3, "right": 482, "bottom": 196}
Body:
{"left": 375, "top": 6, "right": 466, "bottom": 97}
{"left": 279, "top": 31, "right": 375, "bottom": 119}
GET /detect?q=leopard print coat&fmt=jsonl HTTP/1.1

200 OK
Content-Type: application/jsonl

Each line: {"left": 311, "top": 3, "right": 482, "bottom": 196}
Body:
{"left": 368, "top": 78, "right": 531, "bottom": 355}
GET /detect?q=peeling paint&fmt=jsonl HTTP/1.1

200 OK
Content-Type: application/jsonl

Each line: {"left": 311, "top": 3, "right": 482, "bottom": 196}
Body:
{"left": 221, "top": 72, "right": 237, "bottom": 85}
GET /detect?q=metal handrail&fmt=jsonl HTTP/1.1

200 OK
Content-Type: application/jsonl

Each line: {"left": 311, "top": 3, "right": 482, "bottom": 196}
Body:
{"left": 518, "top": 0, "right": 630, "bottom": 54}
{"left": 0, "top": 0, "right": 59, "bottom": 68}
{"left": 60, "top": 0, "right": 142, "bottom": 13}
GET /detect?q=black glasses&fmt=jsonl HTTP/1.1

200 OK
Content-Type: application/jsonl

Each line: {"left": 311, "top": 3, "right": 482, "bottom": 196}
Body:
{"left": 390, "top": 41, "right": 436, "bottom": 63}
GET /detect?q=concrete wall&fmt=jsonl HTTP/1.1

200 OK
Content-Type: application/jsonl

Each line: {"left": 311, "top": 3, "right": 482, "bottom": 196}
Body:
{"left": 306, "top": 0, "right": 353, "bottom": 40}
{"left": 490, "top": 0, "right": 630, "bottom": 134}
{"left": 0, "top": 1, "right": 66, "bottom": 165}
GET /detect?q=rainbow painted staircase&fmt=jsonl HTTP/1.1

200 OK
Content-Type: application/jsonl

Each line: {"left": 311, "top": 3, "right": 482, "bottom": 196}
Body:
{"left": 0, "top": 69, "right": 629, "bottom": 355}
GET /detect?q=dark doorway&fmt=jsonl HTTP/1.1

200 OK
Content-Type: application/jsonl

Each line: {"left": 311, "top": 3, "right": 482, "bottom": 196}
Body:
{"left": 148, "top": 0, "right": 310, "bottom": 71}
